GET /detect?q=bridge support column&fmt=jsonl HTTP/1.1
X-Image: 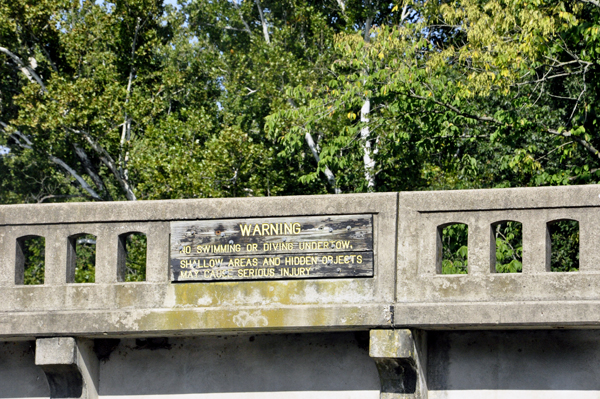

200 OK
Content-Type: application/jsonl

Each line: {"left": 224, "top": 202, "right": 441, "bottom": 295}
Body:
{"left": 35, "top": 337, "right": 99, "bottom": 399}
{"left": 369, "top": 329, "right": 427, "bottom": 399}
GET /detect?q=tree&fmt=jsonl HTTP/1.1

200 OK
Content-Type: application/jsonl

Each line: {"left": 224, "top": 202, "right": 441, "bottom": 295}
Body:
{"left": 267, "top": 0, "right": 600, "bottom": 191}
{"left": 0, "top": 0, "right": 220, "bottom": 202}
{"left": 183, "top": 0, "right": 348, "bottom": 196}
{"left": 3, "top": 0, "right": 598, "bottom": 199}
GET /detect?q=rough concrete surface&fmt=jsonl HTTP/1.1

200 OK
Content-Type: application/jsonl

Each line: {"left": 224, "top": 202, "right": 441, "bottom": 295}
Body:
{"left": 0, "top": 341, "right": 49, "bottom": 398}
{"left": 98, "top": 333, "right": 379, "bottom": 399}
{"left": 2, "top": 187, "right": 600, "bottom": 334}
{"left": 1, "top": 187, "right": 600, "bottom": 398}
{"left": 427, "top": 330, "right": 600, "bottom": 399}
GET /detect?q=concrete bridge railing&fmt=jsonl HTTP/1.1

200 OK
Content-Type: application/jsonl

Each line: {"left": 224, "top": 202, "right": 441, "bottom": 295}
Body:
{"left": 0, "top": 185, "right": 599, "bottom": 338}
{"left": 397, "top": 185, "right": 600, "bottom": 328}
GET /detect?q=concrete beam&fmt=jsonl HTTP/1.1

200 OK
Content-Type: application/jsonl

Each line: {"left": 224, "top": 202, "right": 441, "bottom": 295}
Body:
{"left": 35, "top": 337, "right": 98, "bottom": 399}
{"left": 369, "top": 329, "right": 427, "bottom": 399}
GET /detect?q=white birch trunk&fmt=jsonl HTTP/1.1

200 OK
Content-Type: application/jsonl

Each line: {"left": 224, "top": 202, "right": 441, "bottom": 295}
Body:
{"left": 360, "top": 97, "right": 375, "bottom": 191}
{"left": 254, "top": 0, "right": 270, "bottom": 44}
{"left": 361, "top": 16, "right": 375, "bottom": 191}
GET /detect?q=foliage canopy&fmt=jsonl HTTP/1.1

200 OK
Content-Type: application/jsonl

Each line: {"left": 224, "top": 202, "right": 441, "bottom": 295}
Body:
{"left": 1, "top": 0, "right": 596, "bottom": 275}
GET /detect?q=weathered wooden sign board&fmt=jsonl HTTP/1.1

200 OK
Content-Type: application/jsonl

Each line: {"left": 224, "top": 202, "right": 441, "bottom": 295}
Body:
{"left": 170, "top": 214, "right": 374, "bottom": 282}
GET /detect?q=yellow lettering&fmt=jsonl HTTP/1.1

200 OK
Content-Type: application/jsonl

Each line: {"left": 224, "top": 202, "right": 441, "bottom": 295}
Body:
{"left": 293, "top": 223, "right": 301, "bottom": 234}
{"left": 269, "top": 223, "right": 279, "bottom": 235}
{"left": 261, "top": 223, "right": 270, "bottom": 235}
{"left": 239, "top": 224, "right": 252, "bottom": 236}
{"left": 252, "top": 224, "right": 261, "bottom": 236}
{"left": 180, "top": 245, "right": 191, "bottom": 254}
{"left": 357, "top": 255, "right": 363, "bottom": 264}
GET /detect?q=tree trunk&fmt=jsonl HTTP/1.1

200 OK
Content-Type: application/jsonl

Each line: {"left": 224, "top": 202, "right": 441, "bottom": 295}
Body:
{"left": 305, "top": 132, "right": 342, "bottom": 194}
{"left": 360, "top": 97, "right": 375, "bottom": 191}
{"left": 361, "top": 16, "right": 376, "bottom": 191}
{"left": 254, "top": 0, "right": 270, "bottom": 44}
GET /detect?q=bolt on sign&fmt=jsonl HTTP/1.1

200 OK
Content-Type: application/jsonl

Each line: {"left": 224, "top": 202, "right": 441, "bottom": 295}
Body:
{"left": 170, "top": 215, "right": 374, "bottom": 282}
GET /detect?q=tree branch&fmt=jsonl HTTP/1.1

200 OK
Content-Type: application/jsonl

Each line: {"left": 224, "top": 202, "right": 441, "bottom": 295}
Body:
{"left": 286, "top": 98, "right": 341, "bottom": 193}
{"left": 232, "top": 1, "right": 252, "bottom": 35}
{"left": 547, "top": 128, "right": 600, "bottom": 161}
{"left": 48, "top": 156, "right": 104, "bottom": 199}
{"left": 515, "top": 69, "right": 588, "bottom": 86}
{"left": 0, "top": 47, "right": 47, "bottom": 93}
{"left": 254, "top": 0, "right": 270, "bottom": 44}
{"left": 305, "top": 132, "right": 341, "bottom": 194}
{"left": 121, "top": 20, "right": 140, "bottom": 133}
{"left": 73, "top": 143, "right": 113, "bottom": 201}
{"left": 408, "top": 94, "right": 600, "bottom": 165}
{"left": 117, "top": 17, "right": 141, "bottom": 199}
{"left": 569, "top": 168, "right": 600, "bottom": 181}
{"left": 70, "top": 128, "right": 137, "bottom": 200}
{"left": 0, "top": 122, "right": 103, "bottom": 200}
{"left": 578, "top": 0, "right": 600, "bottom": 7}
{"left": 408, "top": 93, "right": 501, "bottom": 124}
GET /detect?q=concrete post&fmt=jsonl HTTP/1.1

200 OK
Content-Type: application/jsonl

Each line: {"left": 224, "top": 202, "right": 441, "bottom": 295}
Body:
{"left": 146, "top": 222, "right": 170, "bottom": 283}
{"left": 45, "top": 228, "right": 69, "bottom": 285}
{"left": 522, "top": 219, "right": 550, "bottom": 273}
{"left": 579, "top": 214, "right": 600, "bottom": 272}
{"left": 468, "top": 220, "right": 494, "bottom": 274}
{"left": 0, "top": 226, "right": 14, "bottom": 286}
{"left": 369, "top": 329, "right": 427, "bottom": 399}
{"left": 35, "top": 337, "right": 99, "bottom": 399}
{"left": 95, "top": 226, "right": 119, "bottom": 284}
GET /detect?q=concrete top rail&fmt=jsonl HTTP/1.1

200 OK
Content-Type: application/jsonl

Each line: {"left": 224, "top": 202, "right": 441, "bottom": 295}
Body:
{"left": 0, "top": 185, "right": 599, "bottom": 339}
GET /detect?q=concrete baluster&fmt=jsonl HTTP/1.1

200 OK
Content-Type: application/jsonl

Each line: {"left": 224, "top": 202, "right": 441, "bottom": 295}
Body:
{"left": 95, "top": 226, "right": 119, "bottom": 284}
{"left": 146, "top": 222, "right": 170, "bottom": 283}
{"left": 468, "top": 219, "right": 494, "bottom": 275}
{"left": 0, "top": 226, "right": 14, "bottom": 286}
{"left": 578, "top": 214, "right": 600, "bottom": 272}
{"left": 522, "top": 218, "right": 550, "bottom": 274}
{"left": 45, "top": 227, "right": 70, "bottom": 285}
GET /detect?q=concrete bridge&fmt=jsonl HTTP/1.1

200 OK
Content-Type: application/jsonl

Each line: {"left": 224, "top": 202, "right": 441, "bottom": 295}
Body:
{"left": 1, "top": 185, "right": 599, "bottom": 399}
